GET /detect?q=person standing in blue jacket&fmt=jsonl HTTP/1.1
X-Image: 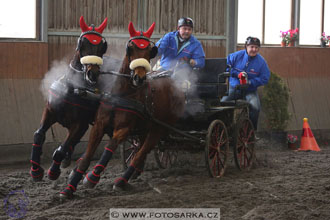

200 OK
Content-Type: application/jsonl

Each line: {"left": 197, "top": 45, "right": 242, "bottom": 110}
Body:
{"left": 221, "top": 36, "right": 270, "bottom": 133}
{"left": 155, "top": 17, "right": 205, "bottom": 71}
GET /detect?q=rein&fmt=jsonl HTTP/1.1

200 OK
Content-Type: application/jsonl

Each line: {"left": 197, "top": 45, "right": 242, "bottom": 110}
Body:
{"left": 100, "top": 70, "right": 131, "bottom": 78}
{"left": 100, "top": 70, "right": 171, "bottom": 79}
{"left": 69, "top": 62, "right": 84, "bottom": 73}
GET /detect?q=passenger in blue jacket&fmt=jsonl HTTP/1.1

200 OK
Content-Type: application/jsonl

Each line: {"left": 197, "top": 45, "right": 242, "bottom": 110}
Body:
{"left": 155, "top": 17, "right": 205, "bottom": 71}
{"left": 221, "top": 36, "right": 270, "bottom": 133}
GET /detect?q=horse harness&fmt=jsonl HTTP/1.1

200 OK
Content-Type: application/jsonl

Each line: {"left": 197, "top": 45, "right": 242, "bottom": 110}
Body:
{"left": 100, "top": 81, "right": 154, "bottom": 121}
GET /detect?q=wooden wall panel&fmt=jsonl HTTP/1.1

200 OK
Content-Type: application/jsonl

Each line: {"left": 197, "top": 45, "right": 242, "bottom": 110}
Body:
{"left": 49, "top": 0, "right": 226, "bottom": 35}
{"left": 202, "top": 40, "right": 227, "bottom": 58}
{"left": 0, "top": 79, "right": 100, "bottom": 145}
{"left": 0, "top": 43, "right": 48, "bottom": 79}
{"left": 257, "top": 47, "right": 330, "bottom": 78}
{"left": 238, "top": 46, "right": 330, "bottom": 131}
{"left": 0, "top": 79, "right": 44, "bottom": 145}
{"left": 48, "top": 0, "right": 138, "bottom": 33}
{"left": 144, "top": 0, "right": 226, "bottom": 35}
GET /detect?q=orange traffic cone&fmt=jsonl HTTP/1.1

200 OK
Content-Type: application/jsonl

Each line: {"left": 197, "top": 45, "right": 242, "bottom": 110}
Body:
{"left": 298, "top": 118, "right": 321, "bottom": 151}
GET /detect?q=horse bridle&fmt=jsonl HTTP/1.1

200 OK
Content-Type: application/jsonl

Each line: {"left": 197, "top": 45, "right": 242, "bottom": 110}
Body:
{"left": 76, "top": 26, "right": 108, "bottom": 55}
{"left": 126, "top": 35, "right": 158, "bottom": 63}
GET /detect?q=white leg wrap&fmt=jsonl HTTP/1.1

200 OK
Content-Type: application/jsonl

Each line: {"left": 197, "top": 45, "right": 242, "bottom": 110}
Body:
{"left": 129, "top": 58, "right": 151, "bottom": 72}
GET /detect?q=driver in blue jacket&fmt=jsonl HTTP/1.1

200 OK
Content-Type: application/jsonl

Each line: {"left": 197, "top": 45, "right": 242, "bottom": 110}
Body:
{"left": 221, "top": 36, "right": 270, "bottom": 133}
{"left": 155, "top": 17, "right": 205, "bottom": 71}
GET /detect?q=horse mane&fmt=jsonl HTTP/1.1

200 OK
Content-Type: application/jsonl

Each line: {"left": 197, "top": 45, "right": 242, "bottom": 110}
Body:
{"left": 119, "top": 55, "right": 130, "bottom": 75}
{"left": 108, "top": 55, "right": 133, "bottom": 94}
{"left": 70, "top": 51, "right": 83, "bottom": 71}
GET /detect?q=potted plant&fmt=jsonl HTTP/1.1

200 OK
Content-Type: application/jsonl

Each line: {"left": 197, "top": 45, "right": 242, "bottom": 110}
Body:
{"left": 280, "top": 30, "right": 289, "bottom": 47}
{"left": 287, "top": 134, "right": 298, "bottom": 150}
{"left": 261, "top": 72, "right": 291, "bottom": 144}
{"left": 320, "top": 32, "right": 330, "bottom": 47}
{"left": 280, "top": 28, "right": 299, "bottom": 47}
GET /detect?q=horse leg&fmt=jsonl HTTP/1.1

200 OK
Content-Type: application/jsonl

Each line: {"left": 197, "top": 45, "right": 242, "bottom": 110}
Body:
{"left": 60, "top": 111, "right": 111, "bottom": 199}
{"left": 83, "top": 127, "right": 131, "bottom": 188}
{"left": 30, "top": 107, "right": 56, "bottom": 181}
{"left": 61, "top": 142, "right": 77, "bottom": 168}
{"left": 47, "top": 123, "right": 89, "bottom": 180}
{"left": 61, "top": 124, "right": 94, "bottom": 168}
{"left": 129, "top": 135, "right": 147, "bottom": 180}
{"left": 114, "top": 128, "right": 164, "bottom": 190}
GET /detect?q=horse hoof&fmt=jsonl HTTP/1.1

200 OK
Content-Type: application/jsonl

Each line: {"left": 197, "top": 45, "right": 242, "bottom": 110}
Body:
{"left": 83, "top": 177, "right": 97, "bottom": 188}
{"left": 83, "top": 172, "right": 100, "bottom": 188}
{"left": 131, "top": 171, "right": 141, "bottom": 180}
{"left": 113, "top": 184, "right": 125, "bottom": 192}
{"left": 59, "top": 189, "right": 73, "bottom": 200}
{"left": 61, "top": 158, "right": 71, "bottom": 168}
{"left": 47, "top": 169, "right": 61, "bottom": 180}
{"left": 113, "top": 178, "right": 128, "bottom": 191}
{"left": 30, "top": 167, "right": 44, "bottom": 181}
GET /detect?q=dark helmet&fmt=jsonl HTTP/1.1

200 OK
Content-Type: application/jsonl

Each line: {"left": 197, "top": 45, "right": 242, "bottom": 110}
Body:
{"left": 245, "top": 36, "right": 261, "bottom": 47}
{"left": 178, "top": 17, "right": 194, "bottom": 28}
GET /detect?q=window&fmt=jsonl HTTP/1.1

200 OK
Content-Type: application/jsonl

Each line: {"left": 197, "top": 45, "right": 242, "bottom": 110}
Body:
{"left": 238, "top": 0, "right": 291, "bottom": 45}
{"left": 237, "top": 0, "right": 330, "bottom": 46}
{"left": 324, "top": 0, "right": 330, "bottom": 35}
{"left": 0, "top": 0, "right": 36, "bottom": 39}
{"left": 264, "top": 0, "right": 291, "bottom": 44}
{"left": 237, "top": 0, "right": 263, "bottom": 44}
{"left": 299, "top": 0, "right": 322, "bottom": 45}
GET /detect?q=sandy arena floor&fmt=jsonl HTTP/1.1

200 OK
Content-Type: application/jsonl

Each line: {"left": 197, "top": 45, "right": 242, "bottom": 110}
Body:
{"left": 1, "top": 140, "right": 330, "bottom": 220}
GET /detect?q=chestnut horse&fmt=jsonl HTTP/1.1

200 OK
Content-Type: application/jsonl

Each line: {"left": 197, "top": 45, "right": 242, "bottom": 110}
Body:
{"left": 30, "top": 16, "right": 112, "bottom": 181}
{"left": 60, "top": 22, "right": 185, "bottom": 199}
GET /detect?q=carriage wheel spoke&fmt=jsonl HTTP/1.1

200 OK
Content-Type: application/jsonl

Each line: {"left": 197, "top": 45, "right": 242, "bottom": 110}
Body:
{"left": 219, "top": 148, "right": 226, "bottom": 156}
{"left": 211, "top": 152, "right": 218, "bottom": 175}
{"left": 246, "top": 129, "right": 254, "bottom": 140}
{"left": 246, "top": 146, "right": 253, "bottom": 155}
{"left": 244, "top": 149, "right": 249, "bottom": 167}
{"left": 216, "top": 154, "right": 221, "bottom": 175}
{"left": 209, "top": 149, "right": 216, "bottom": 158}
{"left": 209, "top": 145, "right": 218, "bottom": 151}
{"left": 218, "top": 153, "right": 224, "bottom": 169}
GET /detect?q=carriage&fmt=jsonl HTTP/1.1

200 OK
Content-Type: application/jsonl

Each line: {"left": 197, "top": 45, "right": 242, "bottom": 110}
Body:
{"left": 121, "top": 58, "right": 256, "bottom": 178}
{"left": 59, "top": 23, "right": 256, "bottom": 198}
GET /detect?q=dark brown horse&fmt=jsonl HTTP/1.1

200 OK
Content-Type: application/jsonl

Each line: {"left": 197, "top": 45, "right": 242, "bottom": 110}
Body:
{"left": 60, "top": 22, "right": 185, "bottom": 199}
{"left": 30, "top": 16, "right": 111, "bottom": 181}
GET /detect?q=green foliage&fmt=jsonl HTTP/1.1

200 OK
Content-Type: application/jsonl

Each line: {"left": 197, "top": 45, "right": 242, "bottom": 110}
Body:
{"left": 261, "top": 72, "right": 290, "bottom": 131}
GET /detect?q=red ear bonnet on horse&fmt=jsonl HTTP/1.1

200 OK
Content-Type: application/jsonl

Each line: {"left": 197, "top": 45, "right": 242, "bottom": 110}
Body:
{"left": 128, "top": 22, "right": 155, "bottom": 49}
{"left": 80, "top": 16, "right": 108, "bottom": 45}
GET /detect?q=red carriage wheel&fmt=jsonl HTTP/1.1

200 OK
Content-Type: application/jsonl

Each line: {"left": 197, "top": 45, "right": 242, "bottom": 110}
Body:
{"left": 205, "top": 120, "right": 229, "bottom": 178}
{"left": 232, "top": 117, "right": 256, "bottom": 171}
{"left": 120, "top": 137, "right": 141, "bottom": 170}
{"left": 154, "top": 148, "right": 178, "bottom": 169}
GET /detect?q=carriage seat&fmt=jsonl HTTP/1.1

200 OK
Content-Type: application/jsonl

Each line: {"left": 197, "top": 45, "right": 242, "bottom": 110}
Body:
{"left": 188, "top": 58, "right": 228, "bottom": 100}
